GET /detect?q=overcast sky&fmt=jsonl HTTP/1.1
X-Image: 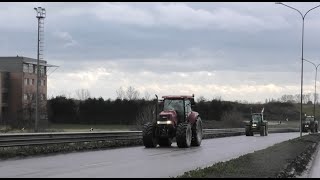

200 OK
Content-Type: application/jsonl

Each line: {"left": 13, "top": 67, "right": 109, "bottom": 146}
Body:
{"left": 2, "top": 2, "right": 320, "bottom": 102}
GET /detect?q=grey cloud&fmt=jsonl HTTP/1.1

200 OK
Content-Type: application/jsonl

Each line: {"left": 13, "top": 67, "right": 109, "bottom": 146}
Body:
{"left": 1, "top": 2, "right": 320, "bottom": 102}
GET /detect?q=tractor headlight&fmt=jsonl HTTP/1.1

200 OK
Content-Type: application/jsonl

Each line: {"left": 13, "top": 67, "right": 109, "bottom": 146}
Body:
{"left": 157, "top": 121, "right": 173, "bottom": 125}
{"left": 252, "top": 124, "right": 257, "bottom": 127}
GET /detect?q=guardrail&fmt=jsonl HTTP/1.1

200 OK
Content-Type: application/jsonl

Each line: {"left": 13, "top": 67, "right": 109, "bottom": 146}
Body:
{"left": 0, "top": 128, "right": 299, "bottom": 147}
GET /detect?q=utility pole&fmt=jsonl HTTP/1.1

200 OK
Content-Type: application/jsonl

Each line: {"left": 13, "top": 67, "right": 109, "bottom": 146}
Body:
{"left": 34, "top": 7, "right": 46, "bottom": 132}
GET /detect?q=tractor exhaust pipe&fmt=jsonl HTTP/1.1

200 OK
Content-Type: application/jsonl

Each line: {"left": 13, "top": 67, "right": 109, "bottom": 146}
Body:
{"left": 155, "top": 94, "right": 158, "bottom": 122}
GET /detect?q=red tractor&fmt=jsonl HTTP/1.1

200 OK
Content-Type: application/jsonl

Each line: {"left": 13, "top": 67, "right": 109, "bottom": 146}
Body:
{"left": 142, "top": 95, "right": 203, "bottom": 148}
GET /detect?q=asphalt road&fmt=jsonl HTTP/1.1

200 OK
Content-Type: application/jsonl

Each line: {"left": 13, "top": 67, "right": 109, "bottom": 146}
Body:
{"left": 0, "top": 132, "right": 301, "bottom": 178}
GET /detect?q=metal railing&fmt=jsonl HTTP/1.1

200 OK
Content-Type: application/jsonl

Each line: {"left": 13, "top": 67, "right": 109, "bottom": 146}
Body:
{"left": 0, "top": 128, "right": 299, "bottom": 147}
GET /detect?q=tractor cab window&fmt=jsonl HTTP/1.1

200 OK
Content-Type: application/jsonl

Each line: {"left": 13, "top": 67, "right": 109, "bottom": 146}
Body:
{"left": 185, "top": 99, "right": 191, "bottom": 114}
{"left": 252, "top": 114, "right": 262, "bottom": 122}
{"left": 306, "top": 117, "right": 314, "bottom": 122}
{"left": 164, "top": 99, "right": 184, "bottom": 116}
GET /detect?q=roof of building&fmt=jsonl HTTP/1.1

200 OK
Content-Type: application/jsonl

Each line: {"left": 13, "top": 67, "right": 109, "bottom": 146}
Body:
{"left": 162, "top": 95, "right": 195, "bottom": 99}
{"left": 0, "top": 56, "right": 58, "bottom": 67}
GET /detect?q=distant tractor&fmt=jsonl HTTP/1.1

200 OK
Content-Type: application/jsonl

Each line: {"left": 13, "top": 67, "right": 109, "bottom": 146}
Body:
{"left": 302, "top": 115, "right": 318, "bottom": 133}
{"left": 142, "top": 95, "right": 203, "bottom": 148}
{"left": 244, "top": 108, "right": 268, "bottom": 136}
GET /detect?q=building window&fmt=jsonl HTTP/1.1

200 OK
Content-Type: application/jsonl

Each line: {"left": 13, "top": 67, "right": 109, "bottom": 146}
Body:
{"left": 40, "top": 94, "right": 46, "bottom": 100}
{"left": 28, "top": 64, "right": 33, "bottom": 73}
{"left": 23, "top": 64, "right": 28, "bottom": 73}
{"left": 40, "top": 66, "right": 46, "bottom": 76}
{"left": 29, "top": 93, "right": 34, "bottom": 100}
{"left": 27, "top": 78, "right": 29, "bottom": 85}
{"left": 24, "top": 78, "right": 28, "bottom": 85}
{"left": 24, "top": 94, "right": 28, "bottom": 101}
{"left": 32, "top": 79, "right": 35, "bottom": 85}
{"left": 41, "top": 80, "right": 46, "bottom": 86}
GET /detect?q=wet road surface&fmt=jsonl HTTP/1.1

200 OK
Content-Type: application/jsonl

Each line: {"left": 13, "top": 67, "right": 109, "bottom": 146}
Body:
{"left": 0, "top": 132, "right": 301, "bottom": 178}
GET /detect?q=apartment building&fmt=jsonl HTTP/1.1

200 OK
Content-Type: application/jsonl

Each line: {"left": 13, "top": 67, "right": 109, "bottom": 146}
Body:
{"left": 0, "top": 56, "right": 56, "bottom": 128}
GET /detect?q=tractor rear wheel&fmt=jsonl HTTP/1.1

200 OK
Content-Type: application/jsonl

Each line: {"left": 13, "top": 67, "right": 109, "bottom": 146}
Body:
{"left": 265, "top": 125, "right": 268, "bottom": 136}
{"left": 311, "top": 125, "right": 315, "bottom": 133}
{"left": 142, "top": 122, "right": 158, "bottom": 148}
{"left": 176, "top": 122, "right": 192, "bottom": 148}
{"left": 260, "top": 126, "right": 265, "bottom": 136}
{"left": 191, "top": 117, "right": 203, "bottom": 146}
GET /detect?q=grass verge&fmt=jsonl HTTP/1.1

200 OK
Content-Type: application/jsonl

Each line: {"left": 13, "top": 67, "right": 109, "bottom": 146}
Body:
{"left": 176, "top": 133, "right": 320, "bottom": 178}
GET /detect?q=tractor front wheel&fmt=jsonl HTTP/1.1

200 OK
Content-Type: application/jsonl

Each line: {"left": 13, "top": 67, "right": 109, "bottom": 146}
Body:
{"left": 245, "top": 126, "right": 251, "bottom": 136}
{"left": 176, "top": 122, "right": 192, "bottom": 148}
{"left": 142, "top": 123, "right": 158, "bottom": 148}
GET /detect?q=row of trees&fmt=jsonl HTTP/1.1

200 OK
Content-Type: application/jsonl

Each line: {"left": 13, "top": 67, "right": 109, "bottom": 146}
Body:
{"left": 40, "top": 87, "right": 308, "bottom": 127}
{"left": 47, "top": 95, "right": 300, "bottom": 126}
{"left": 277, "top": 93, "right": 319, "bottom": 104}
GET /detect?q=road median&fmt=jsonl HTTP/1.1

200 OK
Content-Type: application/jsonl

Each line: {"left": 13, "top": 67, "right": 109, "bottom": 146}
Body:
{"left": 176, "top": 133, "right": 320, "bottom": 178}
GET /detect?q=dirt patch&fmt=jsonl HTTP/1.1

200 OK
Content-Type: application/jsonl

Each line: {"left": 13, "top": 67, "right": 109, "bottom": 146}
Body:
{"left": 177, "top": 133, "right": 320, "bottom": 178}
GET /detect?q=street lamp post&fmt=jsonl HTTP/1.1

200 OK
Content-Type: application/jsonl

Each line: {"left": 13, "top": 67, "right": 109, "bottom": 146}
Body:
{"left": 275, "top": 2, "right": 320, "bottom": 138}
{"left": 303, "top": 59, "right": 320, "bottom": 120}
{"left": 34, "top": 7, "right": 46, "bottom": 132}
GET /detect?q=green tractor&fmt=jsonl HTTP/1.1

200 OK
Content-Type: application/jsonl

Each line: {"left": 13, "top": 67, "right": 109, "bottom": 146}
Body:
{"left": 302, "top": 115, "right": 318, "bottom": 133}
{"left": 245, "top": 108, "right": 268, "bottom": 136}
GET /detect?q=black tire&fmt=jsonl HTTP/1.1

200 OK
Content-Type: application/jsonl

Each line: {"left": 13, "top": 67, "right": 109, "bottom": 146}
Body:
{"left": 191, "top": 117, "right": 203, "bottom": 146}
{"left": 176, "top": 122, "right": 192, "bottom": 148}
{"left": 302, "top": 127, "right": 307, "bottom": 132}
{"left": 142, "top": 122, "right": 158, "bottom": 148}
{"left": 265, "top": 125, "right": 268, "bottom": 136}
{"left": 158, "top": 138, "right": 172, "bottom": 147}
{"left": 311, "top": 125, "right": 315, "bottom": 133}
{"left": 260, "top": 126, "right": 265, "bottom": 136}
{"left": 245, "top": 126, "right": 251, "bottom": 136}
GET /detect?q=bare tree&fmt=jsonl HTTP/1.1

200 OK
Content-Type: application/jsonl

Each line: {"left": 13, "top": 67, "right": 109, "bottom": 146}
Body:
{"left": 143, "top": 91, "right": 151, "bottom": 100}
{"left": 126, "top": 86, "right": 140, "bottom": 100}
{"left": 314, "top": 93, "right": 319, "bottom": 104}
{"left": 305, "top": 93, "right": 312, "bottom": 104}
{"left": 58, "top": 90, "right": 72, "bottom": 98}
{"left": 136, "top": 103, "right": 156, "bottom": 130}
{"left": 75, "top": 89, "right": 91, "bottom": 101}
{"left": 196, "top": 95, "right": 206, "bottom": 103}
{"left": 294, "top": 94, "right": 301, "bottom": 103}
{"left": 116, "top": 87, "right": 125, "bottom": 100}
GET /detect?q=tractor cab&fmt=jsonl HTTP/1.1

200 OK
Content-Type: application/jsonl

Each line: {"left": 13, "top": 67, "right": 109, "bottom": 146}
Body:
{"left": 159, "top": 95, "right": 194, "bottom": 124}
{"left": 245, "top": 107, "right": 268, "bottom": 136}
{"left": 142, "top": 94, "right": 202, "bottom": 148}
{"left": 252, "top": 113, "right": 263, "bottom": 123}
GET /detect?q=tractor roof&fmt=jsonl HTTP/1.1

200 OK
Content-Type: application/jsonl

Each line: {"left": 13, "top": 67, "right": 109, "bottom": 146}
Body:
{"left": 162, "top": 95, "right": 194, "bottom": 99}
